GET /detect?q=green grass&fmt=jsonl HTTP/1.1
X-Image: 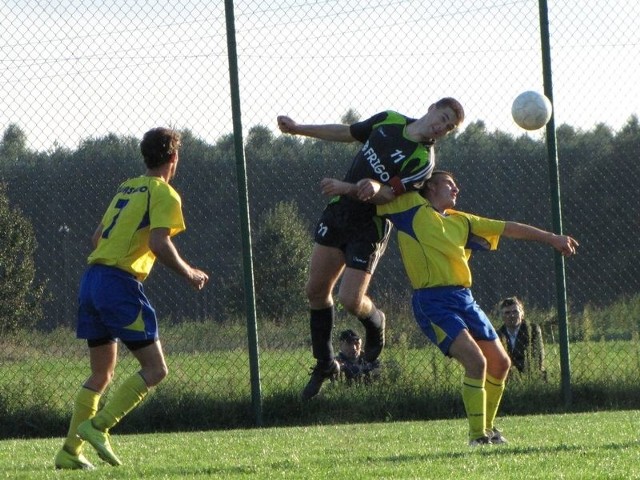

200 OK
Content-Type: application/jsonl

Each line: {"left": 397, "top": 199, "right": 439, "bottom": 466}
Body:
{"left": 3, "top": 312, "right": 640, "bottom": 440}
{"left": 2, "top": 410, "right": 639, "bottom": 479}
{"left": 3, "top": 333, "right": 640, "bottom": 439}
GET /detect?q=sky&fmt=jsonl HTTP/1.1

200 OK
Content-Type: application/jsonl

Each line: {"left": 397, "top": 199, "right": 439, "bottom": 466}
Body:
{"left": 0, "top": 0, "right": 638, "bottom": 151}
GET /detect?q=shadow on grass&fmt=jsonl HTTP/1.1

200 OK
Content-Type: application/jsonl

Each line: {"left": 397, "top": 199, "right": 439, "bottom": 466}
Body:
{"left": 2, "top": 381, "right": 640, "bottom": 440}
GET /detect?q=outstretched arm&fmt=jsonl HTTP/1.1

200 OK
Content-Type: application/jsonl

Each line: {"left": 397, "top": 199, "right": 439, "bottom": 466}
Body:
{"left": 320, "top": 178, "right": 396, "bottom": 204}
{"left": 503, "top": 222, "right": 579, "bottom": 257}
{"left": 277, "top": 116, "right": 356, "bottom": 142}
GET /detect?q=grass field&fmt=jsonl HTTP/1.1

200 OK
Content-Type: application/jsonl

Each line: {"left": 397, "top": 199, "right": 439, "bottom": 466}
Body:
{"left": 3, "top": 332, "right": 640, "bottom": 439}
{"left": 2, "top": 410, "right": 639, "bottom": 479}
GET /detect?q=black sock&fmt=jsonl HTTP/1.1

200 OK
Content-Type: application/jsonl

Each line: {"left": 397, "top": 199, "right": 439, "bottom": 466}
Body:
{"left": 310, "top": 306, "right": 335, "bottom": 365}
{"left": 358, "top": 306, "right": 383, "bottom": 330}
{"left": 359, "top": 306, "right": 385, "bottom": 362}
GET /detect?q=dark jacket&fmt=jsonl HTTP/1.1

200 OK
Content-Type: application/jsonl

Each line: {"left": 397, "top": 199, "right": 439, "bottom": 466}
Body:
{"left": 335, "top": 353, "right": 379, "bottom": 383}
{"left": 497, "top": 321, "right": 546, "bottom": 375}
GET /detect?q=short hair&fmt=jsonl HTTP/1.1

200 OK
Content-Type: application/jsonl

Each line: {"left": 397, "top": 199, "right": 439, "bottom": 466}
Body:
{"left": 140, "top": 127, "right": 182, "bottom": 169}
{"left": 434, "top": 97, "right": 465, "bottom": 125}
{"left": 419, "top": 170, "right": 456, "bottom": 196}
{"left": 499, "top": 296, "right": 524, "bottom": 310}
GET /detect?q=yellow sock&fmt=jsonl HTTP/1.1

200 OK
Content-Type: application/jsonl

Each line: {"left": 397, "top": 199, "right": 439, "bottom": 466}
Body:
{"left": 462, "top": 376, "right": 486, "bottom": 440}
{"left": 63, "top": 387, "right": 100, "bottom": 455}
{"left": 92, "top": 373, "right": 149, "bottom": 432}
{"left": 485, "top": 373, "right": 506, "bottom": 430}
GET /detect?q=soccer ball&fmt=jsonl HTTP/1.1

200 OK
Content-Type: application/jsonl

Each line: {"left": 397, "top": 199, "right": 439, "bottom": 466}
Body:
{"left": 511, "top": 91, "right": 553, "bottom": 130}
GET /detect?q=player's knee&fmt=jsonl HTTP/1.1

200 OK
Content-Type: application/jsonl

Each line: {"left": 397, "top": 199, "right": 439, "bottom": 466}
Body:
{"left": 465, "top": 366, "right": 486, "bottom": 379}
{"left": 461, "top": 353, "right": 487, "bottom": 378}
{"left": 336, "top": 293, "right": 365, "bottom": 316}
{"left": 85, "top": 370, "right": 115, "bottom": 393}
{"left": 488, "top": 353, "right": 511, "bottom": 380}
{"left": 499, "top": 354, "right": 512, "bottom": 375}
{"left": 142, "top": 364, "right": 168, "bottom": 387}
{"left": 304, "top": 284, "right": 319, "bottom": 302}
{"left": 155, "top": 364, "right": 169, "bottom": 384}
{"left": 305, "top": 282, "right": 331, "bottom": 307}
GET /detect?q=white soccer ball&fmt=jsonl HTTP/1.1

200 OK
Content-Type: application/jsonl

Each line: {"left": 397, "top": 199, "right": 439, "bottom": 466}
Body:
{"left": 511, "top": 91, "right": 553, "bottom": 130}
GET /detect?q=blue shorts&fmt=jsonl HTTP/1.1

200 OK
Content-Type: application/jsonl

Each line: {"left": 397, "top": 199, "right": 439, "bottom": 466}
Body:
{"left": 77, "top": 264, "right": 159, "bottom": 342}
{"left": 412, "top": 286, "right": 497, "bottom": 356}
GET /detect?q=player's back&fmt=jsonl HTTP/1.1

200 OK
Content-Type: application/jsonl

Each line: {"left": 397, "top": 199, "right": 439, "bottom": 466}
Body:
{"left": 88, "top": 176, "right": 183, "bottom": 281}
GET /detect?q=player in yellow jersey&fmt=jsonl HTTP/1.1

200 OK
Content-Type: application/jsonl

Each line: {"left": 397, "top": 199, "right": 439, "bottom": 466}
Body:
{"left": 54, "top": 127, "right": 209, "bottom": 469}
{"left": 321, "top": 171, "right": 578, "bottom": 446}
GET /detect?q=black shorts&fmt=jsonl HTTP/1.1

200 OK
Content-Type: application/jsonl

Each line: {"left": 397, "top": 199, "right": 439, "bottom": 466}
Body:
{"left": 313, "top": 202, "right": 392, "bottom": 273}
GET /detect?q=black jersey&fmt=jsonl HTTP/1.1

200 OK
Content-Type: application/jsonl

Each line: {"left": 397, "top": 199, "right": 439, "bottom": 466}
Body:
{"left": 348, "top": 110, "right": 434, "bottom": 190}
{"left": 329, "top": 111, "right": 435, "bottom": 221}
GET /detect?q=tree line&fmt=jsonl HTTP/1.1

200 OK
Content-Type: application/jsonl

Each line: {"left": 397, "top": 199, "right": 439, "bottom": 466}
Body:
{"left": 0, "top": 115, "right": 638, "bottom": 331}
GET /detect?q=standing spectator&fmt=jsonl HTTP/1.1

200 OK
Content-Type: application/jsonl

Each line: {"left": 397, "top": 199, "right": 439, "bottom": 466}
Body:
{"left": 497, "top": 296, "right": 546, "bottom": 380}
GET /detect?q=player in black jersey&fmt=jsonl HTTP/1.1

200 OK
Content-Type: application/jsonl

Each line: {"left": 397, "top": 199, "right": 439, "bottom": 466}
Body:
{"left": 277, "top": 98, "right": 464, "bottom": 399}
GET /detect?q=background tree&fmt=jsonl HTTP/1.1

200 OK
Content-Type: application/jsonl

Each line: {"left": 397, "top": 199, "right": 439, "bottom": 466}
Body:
{"left": 0, "top": 124, "right": 28, "bottom": 166}
{"left": 0, "top": 182, "right": 46, "bottom": 334}
{"left": 252, "top": 201, "right": 312, "bottom": 323}
{"left": 0, "top": 119, "right": 637, "bottom": 328}
{"left": 341, "top": 109, "right": 360, "bottom": 124}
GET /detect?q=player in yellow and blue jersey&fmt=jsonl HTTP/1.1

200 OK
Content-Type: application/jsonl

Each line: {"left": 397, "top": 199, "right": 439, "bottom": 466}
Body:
{"left": 277, "top": 99, "right": 465, "bottom": 400}
{"left": 54, "top": 127, "right": 209, "bottom": 470}
{"left": 321, "top": 171, "right": 578, "bottom": 445}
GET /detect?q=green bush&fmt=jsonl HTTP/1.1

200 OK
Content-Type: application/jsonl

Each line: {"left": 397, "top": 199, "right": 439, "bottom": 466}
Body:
{"left": 253, "top": 200, "right": 312, "bottom": 323}
{"left": 0, "top": 182, "right": 46, "bottom": 334}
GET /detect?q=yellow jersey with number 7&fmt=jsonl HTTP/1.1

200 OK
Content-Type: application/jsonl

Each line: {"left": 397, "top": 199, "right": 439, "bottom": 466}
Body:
{"left": 88, "top": 176, "right": 185, "bottom": 281}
